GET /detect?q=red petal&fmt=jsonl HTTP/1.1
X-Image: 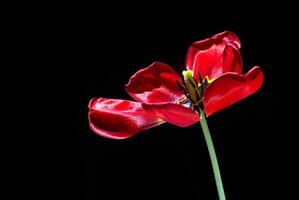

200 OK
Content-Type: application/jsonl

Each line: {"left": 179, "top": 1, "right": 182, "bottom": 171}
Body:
{"left": 142, "top": 103, "right": 200, "bottom": 127}
{"left": 186, "top": 31, "right": 242, "bottom": 81}
{"left": 125, "top": 62, "right": 184, "bottom": 103}
{"left": 88, "top": 98, "right": 164, "bottom": 139}
{"left": 203, "top": 66, "right": 264, "bottom": 116}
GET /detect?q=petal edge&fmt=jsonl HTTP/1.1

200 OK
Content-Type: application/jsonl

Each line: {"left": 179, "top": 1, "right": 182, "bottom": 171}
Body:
{"left": 125, "top": 62, "right": 184, "bottom": 104}
{"left": 142, "top": 103, "right": 200, "bottom": 127}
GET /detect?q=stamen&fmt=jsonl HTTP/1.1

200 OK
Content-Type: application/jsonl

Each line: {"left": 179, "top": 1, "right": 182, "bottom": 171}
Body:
{"left": 178, "top": 97, "right": 188, "bottom": 104}
{"left": 176, "top": 80, "right": 185, "bottom": 91}
{"left": 202, "top": 77, "right": 209, "bottom": 92}
{"left": 195, "top": 88, "right": 200, "bottom": 102}
{"left": 198, "top": 72, "right": 203, "bottom": 84}
{"left": 199, "top": 86, "right": 203, "bottom": 98}
{"left": 176, "top": 80, "right": 188, "bottom": 96}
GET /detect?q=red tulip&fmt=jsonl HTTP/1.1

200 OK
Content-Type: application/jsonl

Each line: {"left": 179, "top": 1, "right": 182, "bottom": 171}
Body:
{"left": 88, "top": 31, "right": 264, "bottom": 139}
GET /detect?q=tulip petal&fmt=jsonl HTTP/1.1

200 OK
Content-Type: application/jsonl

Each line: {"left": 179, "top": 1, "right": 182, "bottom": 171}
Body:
{"left": 88, "top": 98, "right": 164, "bottom": 139}
{"left": 203, "top": 66, "right": 264, "bottom": 116}
{"left": 142, "top": 103, "right": 200, "bottom": 127}
{"left": 125, "top": 62, "right": 184, "bottom": 103}
{"left": 186, "top": 31, "right": 242, "bottom": 81}
{"left": 222, "top": 44, "right": 242, "bottom": 74}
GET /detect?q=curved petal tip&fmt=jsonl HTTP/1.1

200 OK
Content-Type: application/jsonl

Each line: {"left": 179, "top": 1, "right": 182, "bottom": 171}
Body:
{"left": 204, "top": 66, "right": 264, "bottom": 116}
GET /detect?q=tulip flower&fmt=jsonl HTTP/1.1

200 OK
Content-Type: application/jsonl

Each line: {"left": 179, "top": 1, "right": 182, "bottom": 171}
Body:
{"left": 88, "top": 31, "right": 264, "bottom": 200}
{"left": 89, "top": 31, "right": 263, "bottom": 139}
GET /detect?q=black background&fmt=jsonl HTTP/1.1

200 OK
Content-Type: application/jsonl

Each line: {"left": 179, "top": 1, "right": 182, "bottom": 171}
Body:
{"left": 20, "top": 5, "right": 295, "bottom": 200}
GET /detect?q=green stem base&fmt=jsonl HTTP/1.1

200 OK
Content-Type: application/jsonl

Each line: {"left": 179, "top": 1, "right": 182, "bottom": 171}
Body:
{"left": 199, "top": 109, "right": 226, "bottom": 200}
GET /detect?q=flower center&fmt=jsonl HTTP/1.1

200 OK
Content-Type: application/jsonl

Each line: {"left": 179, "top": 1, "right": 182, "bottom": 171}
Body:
{"left": 176, "top": 70, "right": 212, "bottom": 113}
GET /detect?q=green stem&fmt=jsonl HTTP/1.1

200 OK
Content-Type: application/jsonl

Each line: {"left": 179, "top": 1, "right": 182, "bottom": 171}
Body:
{"left": 199, "top": 109, "right": 226, "bottom": 200}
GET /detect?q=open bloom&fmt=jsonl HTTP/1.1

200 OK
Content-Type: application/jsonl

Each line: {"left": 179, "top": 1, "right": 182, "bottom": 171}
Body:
{"left": 88, "top": 31, "right": 264, "bottom": 139}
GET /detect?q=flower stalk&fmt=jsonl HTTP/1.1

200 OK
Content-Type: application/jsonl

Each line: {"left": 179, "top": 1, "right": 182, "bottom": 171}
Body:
{"left": 200, "top": 109, "right": 226, "bottom": 200}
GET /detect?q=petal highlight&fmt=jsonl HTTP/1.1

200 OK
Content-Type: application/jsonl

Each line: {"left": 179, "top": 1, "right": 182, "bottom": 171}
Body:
{"left": 88, "top": 98, "right": 164, "bottom": 139}
{"left": 222, "top": 44, "right": 242, "bottom": 74}
{"left": 125, "top": 62, "right": 184, "bottom": 103}
{"left": 142, "top": 103, "right": 200, "bottom": 127}
{"left": 203, "top": 66, "right": 264, "bottom": 116}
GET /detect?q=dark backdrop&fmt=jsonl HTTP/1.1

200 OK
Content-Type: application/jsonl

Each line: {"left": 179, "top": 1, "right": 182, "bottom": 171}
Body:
{"left": 35, "top": 6, "right": 293, "bottom": 200}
